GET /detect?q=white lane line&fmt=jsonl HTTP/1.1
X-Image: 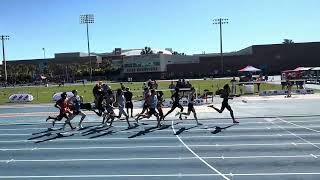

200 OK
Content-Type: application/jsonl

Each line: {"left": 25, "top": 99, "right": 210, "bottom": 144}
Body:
{"left": 2, "top": 116, "right": 320, "bottom": 126}
{"left": 1, "top": 132, "right": 320, "bottom": 143}
{"left": 171, "top": 120, "right": 230, "bottom": 180}
{"left": 3, "top": 125, "right": 320, "bottom": 133}
{"left": 0, "top": 174, "right": 219, "bottom": 178}
{"left": 310, "top": 154, "right": 318, "bottom": 159}
{"left": 1, "top": 142, "right": 318, "bottom": 151}
{"left": 276, "top": 117, "right": 320, "bottom": 133}
{"left": 0, "top": 154, "right": 316, "bottom": 163}
{"left": 266, "top": 118, "right": 320, "bottom": 151}
{"left": 1, "top": 172, "right": 320, "bottom": 178}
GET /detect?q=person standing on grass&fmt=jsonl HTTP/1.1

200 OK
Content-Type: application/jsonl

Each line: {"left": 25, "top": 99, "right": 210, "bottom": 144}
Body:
{"left": 115, "top": 89, "right": 132, "bottom": 128}
{"left": 163, "top": 87, "right": 184, "bottom": 120}
{"left": 135, "top": 89, "right": 161, "bottom": 127}
{"left": 67, "top": 90, "right": 86, "bottom": 129}
{"left": 124, "top": 87, "right": 133, "bottom": 118}
{"left": 176, "top": 87, "right": 201, "bottom": 125}
{"left": 208, "top": 84, "right": 239, "bottom": 124}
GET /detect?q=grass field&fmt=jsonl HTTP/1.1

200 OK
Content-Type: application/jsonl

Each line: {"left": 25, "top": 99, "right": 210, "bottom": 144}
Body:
{"left": 0, "top": 79, "right": 285, "bottom": 104}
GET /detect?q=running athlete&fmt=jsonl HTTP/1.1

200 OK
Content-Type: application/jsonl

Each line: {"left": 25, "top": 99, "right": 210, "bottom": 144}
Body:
{"left": 113, "top": 89, "right": 132, "bottom": 128}
{"left": 102, "top": 90, "right": 116, "bottom": 126}
{"left": 135, "top": 89, "right": 161, "bottom": 127}
{"left": 68, "top": 90, "right": 87, "bottom": 129}
{"left": 124, "top": 87, "right": 133, "bottom": 118}
{"left": 46, "top": 92, "right": 75, "bottom": 129}
{"left": 135, "top": 87, "right": 150, "bottom": 122}
{"left": 156, "top": 91, "right": 164, "bottom": 121}
{"left": 208, "top": 84, "right": 239, "bottom": 124}
{"left": 163, "top": 87, "right": 184, "bottom": 120}
{"left": 176, "top": 87, "right": 201, "bottom": 125}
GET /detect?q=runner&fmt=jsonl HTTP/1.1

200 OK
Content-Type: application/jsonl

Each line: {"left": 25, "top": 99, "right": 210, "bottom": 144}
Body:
{"left": 163, "top": 87, "right": 184, "bottom": 120}
{"left": 114, "top": 89, "right": 132, "bottom": 128}
{"left": 46, "top": 92, "right": 75, "bottom": 129}
{"left": 208, "top": 84, "right": 239, "bottom": 124}
{"left": 135, "top": 87, "right": 150, "bottom": 122}
{"left": 176, "top": 87, "right": 201, "bottom": 125}
{"left": 135, "top": 89, "right": 161, "bottom": 127}
{"left": 102, "top": 89, "right": 116, "bottom": 126}
{"left": 156, "top": 90, "right": 164, "bottom": 121}
{"left": 68, "top": 90, "right": 87, "bottom": 129}
{"left": 124, "top": 87, "right": 133, "bottom": 118}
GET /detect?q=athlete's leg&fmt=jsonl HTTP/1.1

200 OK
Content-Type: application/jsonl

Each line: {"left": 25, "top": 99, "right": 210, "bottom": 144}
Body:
{"left": 226, "top": 105, "right": 239, "bottom": 123}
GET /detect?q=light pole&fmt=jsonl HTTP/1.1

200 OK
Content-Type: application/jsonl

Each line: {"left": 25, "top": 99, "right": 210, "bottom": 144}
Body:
{"left": 1, "top": 35, "right": 9, "bottom": 84}
{"left": 80, "top": 14, "right": 94, "bottom": 82}
{"left": 213, "top": 18, "right": 228, "bottom": 76}
{"left": 42, "top": 48, "right": 46, "bottom": 59}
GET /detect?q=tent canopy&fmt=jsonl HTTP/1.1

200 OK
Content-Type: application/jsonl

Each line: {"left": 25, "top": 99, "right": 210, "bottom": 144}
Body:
{"left": 293, "top": 67, "right": 313, "bottom": 71}
{"left": 238, "top": 66, "right": 262, "bottom": 72}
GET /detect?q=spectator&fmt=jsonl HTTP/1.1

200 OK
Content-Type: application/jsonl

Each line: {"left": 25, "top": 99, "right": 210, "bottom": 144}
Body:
{"left": 169, "top": 81, "right": 175, "bottom": 89}
{"left": 120, "top": 82, "right": 126, "bottom": 90}
{"left": 102, "top": 83, "right": 111, "bottom": 94}
{"left": 230, "top": 77, "right": 237, "bottom": 95}
{"left": 147, "top": 79, "right": 153, "bottom": 89}
{"left": 186, "top": 81, "right": 192, "bottom": 88}
{"left": 153, "top": 80, "right": 159, "bottom": 89}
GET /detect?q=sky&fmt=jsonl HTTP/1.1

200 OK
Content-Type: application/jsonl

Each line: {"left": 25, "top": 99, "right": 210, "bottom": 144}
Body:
{"left": 1, "top": 0, "right": 320, "bottom": 60}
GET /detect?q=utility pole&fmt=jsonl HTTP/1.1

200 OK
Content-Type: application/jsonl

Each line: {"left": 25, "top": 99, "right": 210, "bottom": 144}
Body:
{"left": 80, "top": 14, "right": 94, "bottom": 82}
{"left": 213, "top": 18, "right": 228, "bottom": 76}
{"left": 1, "top": 35, "right": 9, "bottom": 84}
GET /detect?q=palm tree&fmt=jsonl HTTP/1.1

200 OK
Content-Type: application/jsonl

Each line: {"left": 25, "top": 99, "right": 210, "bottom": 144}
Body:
{"left": 283, "top": 39, "right": 294, "bottom": 44}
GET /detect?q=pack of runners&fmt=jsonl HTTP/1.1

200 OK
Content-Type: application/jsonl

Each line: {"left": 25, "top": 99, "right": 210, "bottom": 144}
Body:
{"left": 46, "top": 82, "right": 239, "bottom": 131}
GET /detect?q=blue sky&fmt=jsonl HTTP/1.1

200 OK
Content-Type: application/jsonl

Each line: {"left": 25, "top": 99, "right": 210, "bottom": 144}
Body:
{"left": 1, "top": 0, "right": 320, "bottom": 60}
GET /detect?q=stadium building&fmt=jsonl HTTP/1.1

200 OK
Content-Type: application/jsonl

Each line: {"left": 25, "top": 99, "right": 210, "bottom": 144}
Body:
{"left": 1, "top": 42, "right": 320, "bottom": 82}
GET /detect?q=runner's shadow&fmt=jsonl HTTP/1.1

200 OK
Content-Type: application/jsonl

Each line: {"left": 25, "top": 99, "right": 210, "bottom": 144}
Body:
{"left": 211, "top": 124, "right": 236, "bottom": 134}
{"left": 89, "top": 130, "right": 115, "bottom": 139}
{"left": 81, "top": 125, "right": 108, "bottom": 136}
{"left": 34, "top": 132, "right": 74, "bottom": 143}
{"left": 174, "top": 125, "right": 199, "bottom": 135}
{"left": 28, "top": 132, "right": 53, "bottom": 140}
{"left": 31, "top": 128, "right": 61, "bottom": 136}
{"left": 128, "top": 126, "right": 158, "bottom": 138}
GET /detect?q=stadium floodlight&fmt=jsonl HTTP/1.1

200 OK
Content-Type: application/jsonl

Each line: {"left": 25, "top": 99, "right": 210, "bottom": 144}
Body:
{"left": 213, "top": 18, "right": 229, "bottom": 76}
{"left": 1, "top": 35, "right": 9, "bottom": 84}
{"left": 80, "top": 14, "right": 95, "bottom": 82}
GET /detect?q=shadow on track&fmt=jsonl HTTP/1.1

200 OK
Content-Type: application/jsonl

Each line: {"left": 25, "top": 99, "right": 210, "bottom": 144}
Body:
{"left": 174, "top": 124, "right": 200, "bottom": 135}
{"left": 128, "top": 124, "right": 171, "bottom": 138}
{"left": 211, "top": 124, "right": 237, "bottom": 134}
{"left": 34, "top": 132, "right": 74, "bottom": 143}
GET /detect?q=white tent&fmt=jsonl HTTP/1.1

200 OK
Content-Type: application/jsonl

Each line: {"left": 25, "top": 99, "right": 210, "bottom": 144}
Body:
{"left": 238, "top": 66, "right": 262, "bottom": 72}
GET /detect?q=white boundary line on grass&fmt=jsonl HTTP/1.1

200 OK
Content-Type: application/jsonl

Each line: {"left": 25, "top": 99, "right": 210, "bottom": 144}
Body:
{"left": 171, "top": 121, "right": 230, "bottom": 180}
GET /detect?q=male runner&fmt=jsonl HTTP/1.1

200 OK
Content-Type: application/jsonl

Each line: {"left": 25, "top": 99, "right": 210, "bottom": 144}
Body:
{"left": 46, "top": 92, "right": 75, "bottom": 129}
{"left": 124, "top": 87, "right": 133, "bottom": 118}
{"left": 163, "top": 87, "right": 184, "bottom": 120}
{"left": 113, "top": 89, "right": 132, "bottom": 128}
{"left": 135, "top": 89, "right": 161, "bottom": 127}
{"left": 176, "top": 87, "right": 201, "bottom": 125}
{"left": 68, "top": 90, "right": 87, "bottom": 129}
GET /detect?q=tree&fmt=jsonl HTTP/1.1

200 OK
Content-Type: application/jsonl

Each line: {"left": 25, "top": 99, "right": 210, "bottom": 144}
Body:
{"left": 141, "top": 46, "right": 153, "bottom": 55}
{"left": 283, "top": 39, "right": 294, "bottom": 44}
